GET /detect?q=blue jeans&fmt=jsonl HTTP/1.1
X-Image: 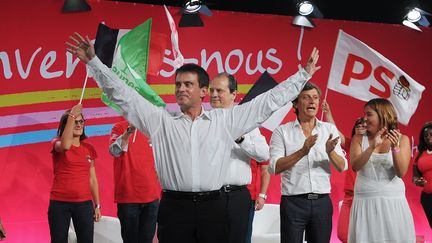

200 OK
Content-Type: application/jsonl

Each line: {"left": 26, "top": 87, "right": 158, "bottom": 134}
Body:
{"left": 48, "top": 200, "right": 94, "bottom": 243}
{"left": 246, "top": 201, "right": 255, "bottom": 243}
{"left": 117, "top": 200, "right": 159, "bottom": 243}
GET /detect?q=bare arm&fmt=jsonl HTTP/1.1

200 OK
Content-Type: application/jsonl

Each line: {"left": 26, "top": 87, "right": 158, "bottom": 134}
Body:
{"left": 0, "top": 218, "right": 6, "bottom": 240}
{"left": 326, "top": 133, "right": 346, "bottom": 172}
{"left": 388, "top": 131, "right": 411, "bottom": 178}
{"left": 255, "top": 164, "right": 271, "bottom": 211}
{"left": 351, "top": 134, "right": 375, "bottom": 172}
{"left": 322, "top": 100, "right": 346, "bottom": 146}
{"left": 54, "top": 104, "right": 82, "bottom": 152}
{"left": 89, "top": 163, "right": 101, "bottom": 222}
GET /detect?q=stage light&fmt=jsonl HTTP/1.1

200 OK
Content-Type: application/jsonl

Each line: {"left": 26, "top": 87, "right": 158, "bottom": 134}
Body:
{"left": 298, "top": 1, "right": 314, "bottom": 16}
{"left": 62, "top": 0, "right": 91, "bottom": 13}
{"left": 179, "top": 0, "right": 212, "bottom": 27}
{"left": 292, "top": 15, "right": 315, "bottom": 28}
{"left": 407, "top": 9, "right": 421, "bottom": 22}
{"left": 292, "top": 1, "right": 322, "bottom": 28}
{"left": 402, "top": 7, "right": 431, "bottom": 32}
{"left": 402, "top": 20, "right": 422, "bottom": 31}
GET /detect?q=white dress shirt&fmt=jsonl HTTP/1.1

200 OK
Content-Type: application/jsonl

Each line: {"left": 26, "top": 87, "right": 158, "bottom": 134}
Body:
{"left": 224, "top": 128, "right": 269, "bottom": 186}
{"left": 87, "top": 57, "right": 310, "bottom": 192}
{"left": 269, "top": 118, "right": 347, "bottom": 195}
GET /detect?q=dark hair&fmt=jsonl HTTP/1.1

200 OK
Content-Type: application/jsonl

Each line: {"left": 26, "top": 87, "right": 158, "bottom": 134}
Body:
{"left": 292, "top": 82, "right": 321, "bottom": 116}
{"left": 415, "top": 121, "right": 432, "bottom": 162}
{"left": 175, "top": 63, "right": 209, "bottom": 88}
{"left": 351, "top": 117, "right": 365, "bottom": 137}
{"left": 213, "top": 72, "right": 238, "bottom": 93}
{"left": 364, "top": 98, "right": 398, "bottom": 131}
{"left": 56, "top": 109, "right": 87, "bottom": 141}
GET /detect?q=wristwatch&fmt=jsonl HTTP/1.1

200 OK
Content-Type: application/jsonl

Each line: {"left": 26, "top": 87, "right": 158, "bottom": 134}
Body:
{"left": 127, "top": 127, "right": 134, "bottom": 133}
{"left": 94, "top": 204, "right": 101, "bottom": 209}
{"left": 258, "top": 193, "right": 267, "bottom": 200}
{"left": 235, "top": 136, "right": 245, "bottom": 144}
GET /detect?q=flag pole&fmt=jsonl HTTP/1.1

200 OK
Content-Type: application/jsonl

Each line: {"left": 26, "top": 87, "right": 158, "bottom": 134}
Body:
{"left": 79, "top": 68, "right": 89, "bottom": 104}
{"left": 320, "top": 86, "right": 329, "bottom": 121}
{"left": 132, "top": 129, "right": 137, "bottom": 143}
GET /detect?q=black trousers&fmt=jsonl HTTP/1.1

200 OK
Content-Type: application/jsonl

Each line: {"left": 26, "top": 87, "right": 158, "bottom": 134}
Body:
{"left": 157, "top": 190, "right": 228, "bottom": 243}
{"left": 421, "top": 191, "right": 432, "bottom": 228}
{"left": 280, "top": 194, "right": 332, "bottom": 243}
{"left": 221, "top": 186, "right": 252, "bottom": 243}
{"left": 117, "top": 200, "right": 159, "bottom": 243}
{"left": 48, "top": 200, "right": 94, "bottom": 243}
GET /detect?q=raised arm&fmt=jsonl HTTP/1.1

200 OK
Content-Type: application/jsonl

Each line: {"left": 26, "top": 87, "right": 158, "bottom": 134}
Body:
{"left": 322, "top": 100, "right": 346, "bottom": 146}
{"left": 226, "top": 48, "right": 320, "bottom": 139}
{"left": 54, "top": 104, "right": 82, "bottom": 152}
{"left": 66, "top": 32, "right": 164, "bottom": 137}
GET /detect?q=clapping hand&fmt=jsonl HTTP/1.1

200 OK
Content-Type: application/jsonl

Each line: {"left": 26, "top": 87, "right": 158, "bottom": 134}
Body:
{"left": 302, "top": 134, "right": 318, "bottom": 155}
{"left": 66, "top": 32, "right": 95, "bottom": 64}
{"left": 326, "top": 134, "right": 339, "bottom": 154}
{"left": 371, "top": 127, "right": 386, "bottom": 149}
{"left": 386, "top": 129, "right": 402, "bottom": 148}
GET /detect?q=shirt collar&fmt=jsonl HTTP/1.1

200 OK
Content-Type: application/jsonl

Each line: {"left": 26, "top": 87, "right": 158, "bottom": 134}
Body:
{"left": 293, "top": 117, "right": 323, "bottom": 128}
{"left": 173, "top": 106, "right": 212, "bottom": 121}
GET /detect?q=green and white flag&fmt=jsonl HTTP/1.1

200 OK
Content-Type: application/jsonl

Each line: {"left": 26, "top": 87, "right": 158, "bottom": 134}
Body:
{"left": 94, "top": 19, "right": 166, "bottom": 112}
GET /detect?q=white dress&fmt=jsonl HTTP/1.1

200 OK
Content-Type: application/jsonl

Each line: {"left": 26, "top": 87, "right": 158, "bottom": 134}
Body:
{"left": 348, "top": 135, "right": 415, "bottom": 243}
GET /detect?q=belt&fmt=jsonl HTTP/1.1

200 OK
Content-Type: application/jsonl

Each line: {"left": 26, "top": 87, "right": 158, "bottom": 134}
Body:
{"left": 285, "top": 193, "right": 328, "bottom": 200}
{"left": 221, "top": 185, "right": 247, "bottom": 193}
{"left": 162, "top": 189, "right": 221, "bottom": 202}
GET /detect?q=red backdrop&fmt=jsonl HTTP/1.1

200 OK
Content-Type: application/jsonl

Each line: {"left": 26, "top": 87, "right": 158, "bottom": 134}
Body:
{"left": 1, "top": 0, "right": 431, "bottom": 242}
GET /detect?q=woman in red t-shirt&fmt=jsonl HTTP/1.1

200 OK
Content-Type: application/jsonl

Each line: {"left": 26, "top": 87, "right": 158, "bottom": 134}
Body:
{"left": 412, "top": 121, "right": 432, "bottom": 228}
{"left": 48, "top": 104, "right": 101, "bottom": 243}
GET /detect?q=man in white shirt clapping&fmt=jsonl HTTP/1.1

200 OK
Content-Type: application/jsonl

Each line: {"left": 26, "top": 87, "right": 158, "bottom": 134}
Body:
{"left": 269, "top": 82, "right": 347, "bottom": 243}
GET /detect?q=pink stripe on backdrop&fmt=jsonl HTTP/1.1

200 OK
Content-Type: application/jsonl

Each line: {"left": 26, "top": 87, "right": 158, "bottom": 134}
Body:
{"left": 0, "top": 103, "right": 213, "bottom": 129}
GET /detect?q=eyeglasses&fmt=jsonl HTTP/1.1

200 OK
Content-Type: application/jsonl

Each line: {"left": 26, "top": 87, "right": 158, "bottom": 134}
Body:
{"left": 74, "top": 119, "right": 85, "bottom": 125}
{"left": 355, "top": 124, "right": 366, "bottom": 128}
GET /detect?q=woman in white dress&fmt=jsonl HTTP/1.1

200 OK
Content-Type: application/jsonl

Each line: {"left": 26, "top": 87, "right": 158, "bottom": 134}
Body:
{"left": 348, "top": 98, "right": 415, "bottom": 243}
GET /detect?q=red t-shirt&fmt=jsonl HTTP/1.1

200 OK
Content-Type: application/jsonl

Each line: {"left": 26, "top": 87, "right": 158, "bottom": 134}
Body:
{"left": 110, "top": 121, "right": 161, "bottom": 203}
{"left": 415, "top": 151, "right": 432, "bottom": 193}
{"left": 342, "top": 137, "right": 357, "bottom": 195}
{"left": 50, "top": 138, "right": 97, "bottom": 202}
{"left": 247, "top": 160, "right": 269, "bottom": 200}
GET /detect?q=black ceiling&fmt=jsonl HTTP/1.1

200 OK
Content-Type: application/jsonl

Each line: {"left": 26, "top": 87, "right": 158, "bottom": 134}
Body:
{"left": 114, "top": 0, "right": 432, "bottom": 25}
